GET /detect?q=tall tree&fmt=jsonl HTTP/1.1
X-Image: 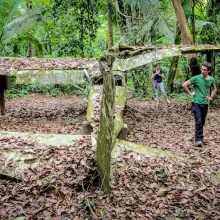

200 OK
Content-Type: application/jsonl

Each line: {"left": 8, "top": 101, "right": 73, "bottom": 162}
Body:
{"left": 26, "top": 0, "right": 34, "bottom": 57}
{"left": 171, "top": 0, "right": 193, "bottom": 44}
{"left": 167, "top": 24, "right": 181, "bottom": 93}
{"left": 107, "top": 0, "right": 114, "bottom": 48}
{"left": 171, "top": 0, "right": 200, "bottom": 76}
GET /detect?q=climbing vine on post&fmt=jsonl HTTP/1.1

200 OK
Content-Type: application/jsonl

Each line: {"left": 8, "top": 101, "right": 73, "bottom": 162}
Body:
{"left": 96, "top": 52, "right": 116, "bottom": 195}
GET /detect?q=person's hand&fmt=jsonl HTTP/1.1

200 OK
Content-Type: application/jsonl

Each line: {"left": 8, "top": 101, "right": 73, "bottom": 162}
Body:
{"left": 190, "top": 91, "right": 195, "bottom": 96}
{"left": 206, "top": 96, "right": 213, "bottom": 101}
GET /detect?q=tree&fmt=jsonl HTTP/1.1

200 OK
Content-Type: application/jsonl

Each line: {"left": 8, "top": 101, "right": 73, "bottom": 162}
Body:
{"left": 167, "top": 24, "right": 181, "bottom": 94}
{"left": 44, "top": 0, "right": 100, "bottom": 57}
{"left": 107, "top": 0, "right": 114, "bottom": 48}
{"left": 0, "top": 0, "right": 45, "bottom": 56}
{"left": 171, "top": 0, "right": 201, "bottom": 76}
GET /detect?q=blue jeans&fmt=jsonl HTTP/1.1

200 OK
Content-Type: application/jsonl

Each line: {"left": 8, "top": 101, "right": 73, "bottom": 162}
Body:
{"left": 155, "top": 82, "right": 168, "bottom": 100}
{"left": 192, "top": 103, "right": 208, "bottom": 142}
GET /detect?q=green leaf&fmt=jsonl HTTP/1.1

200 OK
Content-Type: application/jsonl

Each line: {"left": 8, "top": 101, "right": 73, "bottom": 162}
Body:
{"left": 13, "top": 217, "right": 25, "bottom": 220}
{"left": 99, "top": 209, "right": 105, "bottom": 216}
{"left": 89, "top": 200, "right": 94, "bottom": 207}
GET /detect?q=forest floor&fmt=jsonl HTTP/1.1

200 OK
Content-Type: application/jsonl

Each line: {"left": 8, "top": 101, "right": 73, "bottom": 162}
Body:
{"left": 0, "top": 95, "right": 219, "bottom": 220}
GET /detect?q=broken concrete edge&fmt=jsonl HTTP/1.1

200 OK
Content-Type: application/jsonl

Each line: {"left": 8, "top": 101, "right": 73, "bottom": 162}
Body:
{"left": 110, "top": 139, "right": 195, "bottom": 186}
{"left": 111, "top": 139, "right": 220, "bottom": 185}
{"left": 0, "top": 131, "right": 90, "bottom": 179}
{"left": 1, "top": 150, "right": 43, "bottom": 179}
{"left": 0, "top": 131, "right": 205, "bottom": 183}
{"left": 12, "top": 70, "right": 88, "bottom": 85}
{"left": 0, "top": 115, "right": 9, "bottom": 120}
{"left": 112, "top": 139, "right": 194, "bottom": 163}
{"left": 0, "top": 131, "right": 90, "bottom": 146}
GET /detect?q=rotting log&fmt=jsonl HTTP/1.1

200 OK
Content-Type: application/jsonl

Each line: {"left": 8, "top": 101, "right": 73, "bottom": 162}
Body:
{"left": 97, "top": 53, "right": 116, "bottom": 195}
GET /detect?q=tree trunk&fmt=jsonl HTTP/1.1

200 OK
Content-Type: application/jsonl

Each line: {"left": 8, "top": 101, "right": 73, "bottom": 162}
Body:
{"left": 191, "top": 0, "right": 195, "bottom": 43}
{"left": 167, "top": 57, "right": 179, "bottom": 94}
{"left": 117, "top": 0, "right": 127, "bottom": 29}
{"left": 107, "top": 1, "right": 114, "bottom": 48}
{"left": 171, "top": 0, "right": 200, "bottom": 76}
{"left": 97, "top": 53, "right": 115, "bottom": 195}
{"left": 210, "top": 0, "right": 217, "bottom": 75}
{"left": 131, "top": 69, "right": 140, "bottom": 96}
{"left": 171, "top": 0, "right": 193, "bottom": 44}
{"left": 167, "top": 24, "right": 181, "bottom": 94}
{"left": 79, "top": 9, "right": 85, "bottom": 57}
{"left": 26, "top": 0, "right": 34, "bottom": 57}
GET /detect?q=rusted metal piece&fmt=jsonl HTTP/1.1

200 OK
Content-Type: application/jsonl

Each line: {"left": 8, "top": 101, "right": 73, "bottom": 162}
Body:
{"left": 0, "top": 76, "right": 11, "bottom": 115}
{"left": 0, "top": 89, "right": 5, "bottom": 115}
{"left": 0, "top": 75, "right": 11, "bottom": 89}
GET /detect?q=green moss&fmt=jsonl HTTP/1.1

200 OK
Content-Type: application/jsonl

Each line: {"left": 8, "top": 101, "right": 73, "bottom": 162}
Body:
{"left": 15, "top": 70, "right": 86, "bottom": 85}
{"left": 115, "top": 86, "right": 126, "bottom": 106}
{"left": 211, "top": 171, "right": 220, "bottom": 185}
{"left": 86, "top": 86, "right": 102, "bottom": 127}
{"left": 0, "top": 131, "right": 84, "bottom": 146}
{"left": 113, "top": 112, "right": 124, "bottom": 140}
{"left": 113, "top": 48, "right": 181, "bottom": 71}
{"left": 116, "top": 139, "right": 194, "bottom": 161}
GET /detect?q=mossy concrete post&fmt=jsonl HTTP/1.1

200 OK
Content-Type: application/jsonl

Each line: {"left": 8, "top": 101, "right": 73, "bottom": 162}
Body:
{"left": 97, "top": 53, "right": 116, "bottom": 195}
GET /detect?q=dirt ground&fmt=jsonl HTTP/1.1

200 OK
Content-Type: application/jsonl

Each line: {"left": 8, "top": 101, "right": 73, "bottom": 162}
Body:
{"left": 0, "top": 95, "right": 219, "bottom": 219}
{"left": 1, "top": 95, "right": 87, "bottom": 134}
{"left": 1, "top": 95, "right": 220, "bottom": 165}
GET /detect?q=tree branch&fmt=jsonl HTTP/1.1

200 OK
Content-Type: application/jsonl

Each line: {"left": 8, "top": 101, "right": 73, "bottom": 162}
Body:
{"left": 117, "top": 8, "right": 143, "bottom": 20}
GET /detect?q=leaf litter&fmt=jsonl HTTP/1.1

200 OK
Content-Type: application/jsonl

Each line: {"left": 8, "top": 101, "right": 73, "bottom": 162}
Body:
{"left": 0, "top": 96, "right": 219, "bottom": 219}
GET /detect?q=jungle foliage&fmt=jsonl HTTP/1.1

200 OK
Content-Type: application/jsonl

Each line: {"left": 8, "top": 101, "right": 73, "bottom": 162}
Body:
{"left": 1, "top": 0, "right": 220, "bottom": 97}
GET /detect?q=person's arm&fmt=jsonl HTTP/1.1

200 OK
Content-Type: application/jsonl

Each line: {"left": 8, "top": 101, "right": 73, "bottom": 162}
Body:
{"left": 155, "top": 71, "right": 164, "bottom": 78}
{"left": 152, "top": 73, "right": 156, "bottom": 79}
{"left": 182, "top": 80, "right": 195, "bottom": 96}
{"left": 206, "top": 86, "right": 217, "bottom": 101}
{"left": 160, "top": 73, "right": 165, "bottom": 78}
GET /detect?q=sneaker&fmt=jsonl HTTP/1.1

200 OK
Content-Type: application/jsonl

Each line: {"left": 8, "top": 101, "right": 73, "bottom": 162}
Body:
{"left": 195, "top": 141, "right": 203, "bottom": 147}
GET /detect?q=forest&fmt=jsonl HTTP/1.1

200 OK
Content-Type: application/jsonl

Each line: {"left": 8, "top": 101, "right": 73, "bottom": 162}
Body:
{"left": 0, "top": 0, "right": 220, "bottom": 220}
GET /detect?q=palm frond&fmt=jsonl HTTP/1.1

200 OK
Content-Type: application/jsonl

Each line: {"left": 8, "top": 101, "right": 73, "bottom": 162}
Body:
{"left": 0, "top": 0, "right": 24, "bottom": 41}
{"left": 2, "top": 10, "right": 43, "bottom": 44}
{"left": 140, "top": 20, "right": 154, "bottom": 39}
{"left": 157, "top": 17, "right": 173, "bottom": 36}
{"left": 19, "top": 34, "right": 43, "bottom": 56}
{"left": 195, "top": 20, "right": 214, "bottom": 29}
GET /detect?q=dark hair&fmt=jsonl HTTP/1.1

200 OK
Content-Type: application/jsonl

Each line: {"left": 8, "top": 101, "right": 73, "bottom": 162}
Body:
{"left": 202, "top": 62, "right": 211, "bottom": 71}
